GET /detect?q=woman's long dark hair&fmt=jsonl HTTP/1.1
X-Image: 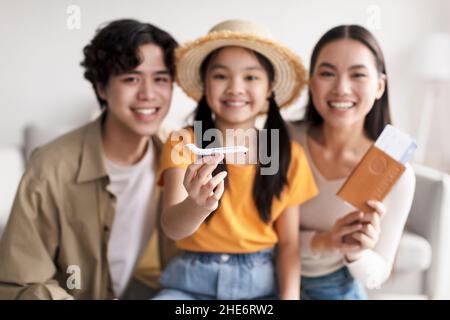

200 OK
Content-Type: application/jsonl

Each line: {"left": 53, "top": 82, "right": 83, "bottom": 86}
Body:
{"left": 304, "top": 25, "right": 391, "bottom": 140}
{"left": 194, "top": 48, "right": 291, "bottom": 223}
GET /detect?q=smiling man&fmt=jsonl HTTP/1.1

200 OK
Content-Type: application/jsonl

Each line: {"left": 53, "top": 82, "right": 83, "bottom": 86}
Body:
{"left": 0, "top": 19, "right": 178, "bottom": 299}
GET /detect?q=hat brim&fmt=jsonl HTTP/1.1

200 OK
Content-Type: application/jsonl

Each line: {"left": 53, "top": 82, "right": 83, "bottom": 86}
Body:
{"left": 176, "top": 31, "right": 308, "bottom": 108}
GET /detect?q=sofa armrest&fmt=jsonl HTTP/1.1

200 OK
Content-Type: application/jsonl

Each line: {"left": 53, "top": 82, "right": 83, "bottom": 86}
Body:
{"left": 0, "top": 147, "right": 25, "bottom": 232}
{"left": 408, "top": 163, "right": 450, "bottom": 298}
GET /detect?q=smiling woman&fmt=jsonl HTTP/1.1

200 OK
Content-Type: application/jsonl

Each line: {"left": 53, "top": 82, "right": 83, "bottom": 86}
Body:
{"left": 289, "top": 25, "right": 416, "bottom": 300}
{"left": 309, "top": 39, "right": 386, "bottom": 132}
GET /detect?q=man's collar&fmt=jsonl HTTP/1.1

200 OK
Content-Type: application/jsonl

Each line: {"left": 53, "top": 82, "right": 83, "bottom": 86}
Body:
{"left": 76, "top": 113, "right": 164, "bottom": 183}
{"left": 76, "top": 114, "right": 108, "bottom": 183}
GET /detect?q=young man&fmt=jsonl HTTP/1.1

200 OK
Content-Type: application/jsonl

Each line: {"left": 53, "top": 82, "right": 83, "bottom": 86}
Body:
{"left": 0, "top": 19, "right": 178, "bottom": 299}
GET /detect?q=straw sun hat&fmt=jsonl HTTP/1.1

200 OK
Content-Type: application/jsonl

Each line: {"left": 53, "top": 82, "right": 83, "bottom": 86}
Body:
{"left": 175, "top": 19, "right": 307, "bottom": 108}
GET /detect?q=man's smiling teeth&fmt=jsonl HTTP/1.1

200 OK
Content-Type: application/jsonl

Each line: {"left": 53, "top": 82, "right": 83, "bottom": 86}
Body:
{"left": 329, "top": 102, "right": 355, "bottom": 109}
{"left": 132, "top": 108, "right": 158, "bottom": 115}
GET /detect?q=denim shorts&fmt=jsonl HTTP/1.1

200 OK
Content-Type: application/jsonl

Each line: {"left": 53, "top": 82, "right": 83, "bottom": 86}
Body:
{"left": 153, "top": 248, "right": 278, "bottom": 300}
{"left": 301, "top": 267, "right": 367, "bottom": 300}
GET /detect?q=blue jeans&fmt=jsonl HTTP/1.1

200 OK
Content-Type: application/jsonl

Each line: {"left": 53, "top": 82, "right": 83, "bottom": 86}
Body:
{"left": 301, "top": 267, "right": 367, "bottom": 300}
{"left": 153, "top": 248, "right": 278, "bottom": 300}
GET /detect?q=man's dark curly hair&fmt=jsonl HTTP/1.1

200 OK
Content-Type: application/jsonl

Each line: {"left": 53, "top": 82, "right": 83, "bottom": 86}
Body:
{"left": 81, "top": 19, "right": 178, "bottom": 109}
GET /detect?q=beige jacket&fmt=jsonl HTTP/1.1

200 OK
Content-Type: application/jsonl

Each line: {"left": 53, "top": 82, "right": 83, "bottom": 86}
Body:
{"left": 0, "top": 115, "right": 178, "bottom": 299}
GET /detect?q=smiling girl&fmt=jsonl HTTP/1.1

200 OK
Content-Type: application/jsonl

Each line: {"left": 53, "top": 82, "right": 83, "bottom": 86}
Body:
{"left": 153, "top": 20, "right": 317, "bottom": 300}
{"left": 290, "top": 25, "right": 416, "bottom": 299}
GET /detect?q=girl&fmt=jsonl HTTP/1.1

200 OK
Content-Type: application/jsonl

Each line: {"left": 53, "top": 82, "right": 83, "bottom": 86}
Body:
{"left": 290, "top": 25, "right": 416, "bottom": 299}
{"left": 153, "top": 20, "right": 317, "bottom": 300}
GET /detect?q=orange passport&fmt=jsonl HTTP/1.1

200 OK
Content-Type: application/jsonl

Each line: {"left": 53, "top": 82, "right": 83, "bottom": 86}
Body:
{"left": 336, "top": 145, "right": 406, "bottom": 213}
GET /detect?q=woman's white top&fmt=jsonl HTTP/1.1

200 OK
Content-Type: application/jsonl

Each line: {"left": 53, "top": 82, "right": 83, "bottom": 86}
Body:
{"left": 291, "top": 122, "right": 416, "bottom": 289}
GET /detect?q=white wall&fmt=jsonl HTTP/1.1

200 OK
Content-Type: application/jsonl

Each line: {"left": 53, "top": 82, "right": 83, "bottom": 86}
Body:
{"left": 0, "top": 0, "right": 448, "bottom": 156}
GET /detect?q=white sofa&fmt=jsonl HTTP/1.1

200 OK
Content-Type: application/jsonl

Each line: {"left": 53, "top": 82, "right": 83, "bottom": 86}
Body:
{"left": 1, "top": 126, "right": 449, "bottom": 299}
{"left": 368, "top": 163, "right": 450, "bottom": 299}
{"left": 0, "top": 147, "right": 24, "bottom": 236}
{"left": 0, "top": 124, "right": 77, "bottom": 237}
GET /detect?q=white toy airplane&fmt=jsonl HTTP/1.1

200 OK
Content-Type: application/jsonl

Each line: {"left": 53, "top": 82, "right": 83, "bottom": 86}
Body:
{"left": 185, "top": 143, "right": 248, "bottom": 156}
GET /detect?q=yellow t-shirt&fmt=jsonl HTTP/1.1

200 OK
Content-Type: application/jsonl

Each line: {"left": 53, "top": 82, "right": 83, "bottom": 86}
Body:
{"left": 159, "top": 128, "right": 318, "bottom": 253}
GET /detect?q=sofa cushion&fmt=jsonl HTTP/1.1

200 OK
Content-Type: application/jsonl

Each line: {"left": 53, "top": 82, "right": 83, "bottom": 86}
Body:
{"left": 395, "top": 230, "right": 432, "bottom": 272}
{"left": 24, "top": 124, "right": 78, "bottom": 161}
{"left": 0, "top": 147, "right": 25, "bottom": 231}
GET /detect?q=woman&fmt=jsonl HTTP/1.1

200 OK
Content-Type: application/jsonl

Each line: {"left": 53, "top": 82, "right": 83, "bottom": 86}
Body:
{"left": 290, "top": 25, "right": 416, "bottom": 300}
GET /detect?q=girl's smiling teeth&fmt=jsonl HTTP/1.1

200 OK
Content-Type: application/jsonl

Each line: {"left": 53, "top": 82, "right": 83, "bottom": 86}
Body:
{"left": 328, "top": 101, "right": 355, "bottom": 110}
{"left": 221, "top": 99, "right": 249, "bottom": 108}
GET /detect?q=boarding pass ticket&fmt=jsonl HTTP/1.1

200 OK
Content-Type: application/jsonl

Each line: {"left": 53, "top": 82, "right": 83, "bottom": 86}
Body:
{"left": 374, "top": 124, "right": 417, "bottom": 164}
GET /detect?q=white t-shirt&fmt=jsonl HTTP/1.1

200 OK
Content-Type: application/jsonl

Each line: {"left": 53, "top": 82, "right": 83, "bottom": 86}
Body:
{"left": 105, "top": 141, "right": 157, "bottom": 297}
{"left": 291, "top": 122, "right": 416, "bottom": 289}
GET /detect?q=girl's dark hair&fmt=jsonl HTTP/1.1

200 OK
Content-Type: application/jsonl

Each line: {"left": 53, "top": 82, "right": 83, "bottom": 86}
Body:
{"left": 81, "top": 19, "right": 178, "bottom": 109}
{"left": 304, "top": 25, "right": 391, "bottom": 140}
{"left": 195, "top": 47, "right": 291, "bottom": 223}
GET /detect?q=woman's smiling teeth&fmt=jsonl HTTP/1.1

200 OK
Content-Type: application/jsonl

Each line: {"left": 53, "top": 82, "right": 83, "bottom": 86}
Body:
{"left": 131, "top": 107, "right": 159, "bottom": 115}
{"left": 328, "top": 101, "right": 355, "bottom": 110}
